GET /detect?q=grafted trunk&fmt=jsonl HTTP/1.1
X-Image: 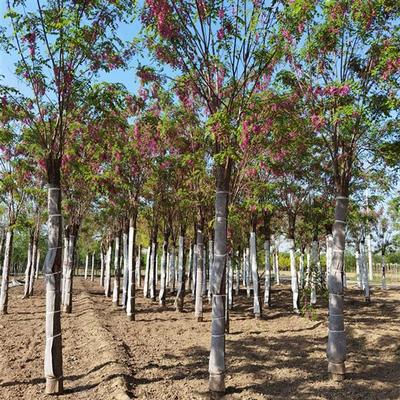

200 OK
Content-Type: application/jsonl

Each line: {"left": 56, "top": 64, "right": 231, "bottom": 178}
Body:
{"left": 209, "top": 164, "right": 230, "bottom": 394}
{"left": 195, "top": 218, "right": 204, "bottom": 321}
{"left": 23, "top": 234, "right": 34, "bottom": 298}
{"left": 126, "top": 215, "right": 137, "bottom": 321}
{"left": 250, "top": 230, "right": 261, "bottom": 318}
{"left": 112, "top": 235, "right": 121, "bottom": 306}
{"left": 43, "top": 178, "right": 63, "bottom": 394}
{"left": 159, "top": 229, "right": 169, "bottom": 307}
{"left": 327, "top": 195, "right": 348, "bottom": 380}
{"left": 104, "top": 242, "right": 112, "bottom": 297}
{"left": 175, "top": 228, "right": 186, "bottom": 312}
{"left": 0, "top": 228, "right": 14, "bottom": 314}
{"left": 90, "top": 253, "right": 95, "bottom": 282}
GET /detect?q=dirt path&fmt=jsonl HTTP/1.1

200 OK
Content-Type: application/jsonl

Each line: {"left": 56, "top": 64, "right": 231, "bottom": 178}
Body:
{"left": 1, "top": 278, "right": 400, "bottom": 399}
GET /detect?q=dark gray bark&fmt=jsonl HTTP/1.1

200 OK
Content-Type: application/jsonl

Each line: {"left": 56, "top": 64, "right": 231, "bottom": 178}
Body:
{"left": 209, "top": 164, "right": 230, "bottom": 394}
{"left": 0, "top": 228, "right": 14, "bottom": 314}
{"left": 327, "top": 195, "right": 348, "bottom": 380}
{"left": 43, "top": 179, "right": 63, "bottom": 394}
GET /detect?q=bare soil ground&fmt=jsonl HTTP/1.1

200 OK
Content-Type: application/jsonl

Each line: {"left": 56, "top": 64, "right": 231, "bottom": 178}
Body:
{"left": 1, "top": 277, "right": 400, "bottom": 400}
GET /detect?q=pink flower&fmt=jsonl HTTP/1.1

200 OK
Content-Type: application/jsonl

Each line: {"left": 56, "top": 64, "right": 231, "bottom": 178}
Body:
{"left": 217, "top": 28, "right": 225, "bottom": 40}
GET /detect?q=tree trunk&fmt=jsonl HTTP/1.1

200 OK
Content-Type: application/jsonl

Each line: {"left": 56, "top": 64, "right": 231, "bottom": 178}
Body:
{"left": 264, "top": 240, "right": 271, "bottom": 306}
{"left": 63, "top": 229, "right": 77, "bottom": 314}
{"left": 310, "top": 240, "right": 318, "bottom": 305}
{"left": 35, "top": 249, "right": 41, "bottom": 279}
{"left": 169, "top": 246, "right": 176, "bottom": 293}
{"left": 208, "top": 164, "right": 230, "bottom": 394}
{"left": 159, "top": 229, "right": 169, "bottom": 307}
{"left": 0, "top": 228, "right": 14, "bottom": 314}
{"left": 23, "top": 234, "right": 33, "bottom": 298}
{"left": 112, "top": 235, "right": 121, "bottom": 306}
{"left": 99, "top": 248, "right": 105, "bottom": 287}
{"left": 274, "top": 241, "right": 280, "bottom": 285}
{"left": 195, "top": 218, "right": 204, "bottom": 321}
{"left": 289, "top": 238, "right": 300, "bottom": 313}
{"left": 381, "top": 250, "right": 386, "bottom": 289}
{"left": 355, "top": 246, "right": 361, "bottom": 288}
{"left": 360, "top": 234, "right": 370, "bottom": 302}
{"left": 43, "top": 178, "right": 63, "bottom": 394}
{"left": 136, "top": 244, "right": 141, "bottom": 287}
{"left": 122, "top": 225, "right": 129, "bottom": 308}
{"left": 28, "top": 234, "right": 39, "bottom": 296}
{"left": 149, "top": 239, "right": 157, "bottom": 301}
{"left": 235, "top": 250, "right": 240, "bottom": 296}
{"left": 175, "top": 228, "right": 186, "bottom": 312}
{"left": 104, "top": 242, "right": 112, "bottom": 297}
{"left": 250, "top": 230, "right": 261, "bottom": 318}
{"left": 245, "top": 247, "right": 251, "bottom": 297}
{"left": 84, "top": 254, "right": 89, "bottom": 280}
{"left": 227, "top": 255, "right": 233, "bottom": 310}
{"left": 143, "top": 245, "right": 151, "bottom": 298}
{"left": 327, "top": 195, "right": 348, "bottom": 380}
{"left": 90, "top": 253, "right": 95, "bottom": 282}
{"left": 326, "top": 234, "right": 333, "bottom": 285}
{"left": 367, "top": 231, "right": 373, "bottom": 281}
{"left": 299, "top": 248, "right": 305, "bottom": 290}
{"left": 126, "top": 215, "right": 137, "bottom": 321}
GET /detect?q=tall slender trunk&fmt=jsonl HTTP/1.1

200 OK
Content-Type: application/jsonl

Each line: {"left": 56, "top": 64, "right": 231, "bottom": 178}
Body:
{"left": 28, "top": 234, "right": 39, "bottom": 296}
{"left": 235, "top": 250, "right": 240, "bottom": 296}
{"left": 104, "top": 242, "right": 112, "bottom": 297}
{"left": 169, "top": 245, "right": 176, "bottom": 293}
{"left": 43, "top": 175, "right": 63, "bottom": 394}
{"left": 208, "top": 239, "right": 214, "bottom": 302}
{"left": 90, "top": 253, "right": 95, "bottom": 282}
{"left": 175, "top": 227, "right": 186, "bottom": 311}
{"left": 149, "top": 227, "right": 158, "bottom": 301}
{"left": 99, "top": 248, "right": 105, "bottom": 287}
{"left": 355, "top": 245, "right": 361, "bottom": 288}
{"left": 227, "top": 255, "right": 233, "bottom": 310}
{"left": 209, "top": 164, "right": 230, "bottom": 394}
{"left": 136, "top": 245, "right": 141, "bottom": 287}
{"left": 143, "top": 245, "right": 151, "bottom": 297}
{"left": 289, "top": 238, "right": 299, "bottom": 313}
{"left": 122, "top": 224, "right": 129, "bottom": 308}
{"left": 0, "top": 227, "right": 14, "bottom": 314}
{"left": 263, "top": 211, "right": 272, "bottom": 307}
{"left": 159, "top": 228, "right": 169, "bottom": 307}
{"left": 327, "top": 194, "right": 348, "bottom": 380}
{"left": 63, "top": 229, "right": 77, "bottom": 314}
{"left": 250, "top": 227, "right": 261, "bottom": 318}
{"left": 84, "top": 254, "right": 89, "bottom": 280}
{"left": 274, "top": 240, "right": 280, "bottom": 285}
{"left": 299, "top": 247, "right": 305, "bottom": 290}
{"left": 245, "top": 248, "right": 251, "bottom": 297}
{"left": 35, "top": 249, "right": 41, "bottom": 279}
{"left": 360, "top": 233, "right": 370, "bottom": 302}
{"left": 126, "top": 214, "right": 137, "bottom": 320}
{"left": 381, "top": 249, "right": 386, "bottom": 289}
{"left": 326, "top": 233, "right": 333, "bottom": 285}
{"left": 310, "top": 239, "right": 318, "bottom": 305}
{"left": 23, "top": 234, "right": 34, "bottom": 298}
{"left": 112, "top": 235, "right": 121, "bottom": 306}
{"left": 367, "top": 231, "right": 373, "bottom": 281}
{"left": 195, "top": 216, "right": 204, "bottom": 321}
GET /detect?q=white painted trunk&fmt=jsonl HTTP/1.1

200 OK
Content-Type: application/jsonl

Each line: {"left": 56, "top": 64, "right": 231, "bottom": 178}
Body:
{"left": 235, "top": 250, "right": 240, "bottom": 296}
{"left": 112, "top": 236, "right": 121, "bottom": 305}
{"left": 136, "top": 245, "right": 141, "bottom": 287}
{"left": 122, "top": 231, "right": 129, "bottom": 308}
{"left": 289, "top": 239, "right": 299, "bottom": 313}
{"left": 207, "top": 240, "right": 213, "bottom": 301}
{"left": 143, "top": 245, "right": 151, "bottom": 297}
{"left": 90, "top": 253, "right": 95, "bottom": 282}
{"left": 126, "top": 218, "right": 135, "bottom": 320}
{"left": 299, "top": 250, "right": 305, "bottom": 289}
{"left": 169, "top": 248, "right": 176, "bottom": 293}
{"left": 245, "top": 247, "right": 251, "bottom": 297}
{"left": 326, "top": 234, "right": 333, "bottom": 285}
{"left": 381, "top": 253, "right": 387, "bottom": 290}
{"left": 367, "top": 233, "right": 373, "bottom": 281}
{"left": 355, "top": 249, "right": 361, "bottom": 288}
{"left": 275, "top": 244, "right": 280, "bottom": 285}
{"left": 23, "top": 239, "right": 33, "bottom": 298}
{"left": 305, "top": 247, "right": 311, "bottom": 287}
{"left": 84, "top": 254, "right": 89, "bottom": 280}
{"left": 360, "top": 239, "right": 370, "bottom": 301}
{"left": 264, "top": 240, "right": 271, "bottom": 306}
{"left": 310, "top": 240, "right": 318, "bottom": 305}
{"left": 195, "top": 239, "right": 203, "bottom": 320}
{"left": 227, "top": 256, "right": 233, "bottom": 310}
{"left": 104, "top": 244, "right": 112, "bottom": 297}
{"left": 175, "top": 235, "right": 185, "bottom": 311}
{"left": 99, "top": 250, "right": 105, "bottom": 287}
{"left": 35, "top": 249, "right": 40, "bottom": 279}
{"left": 63, "top": 234, "right": 75, "bottom": 313}
{"left": 250, "top": 232, "right": 261, "bottom": 317}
